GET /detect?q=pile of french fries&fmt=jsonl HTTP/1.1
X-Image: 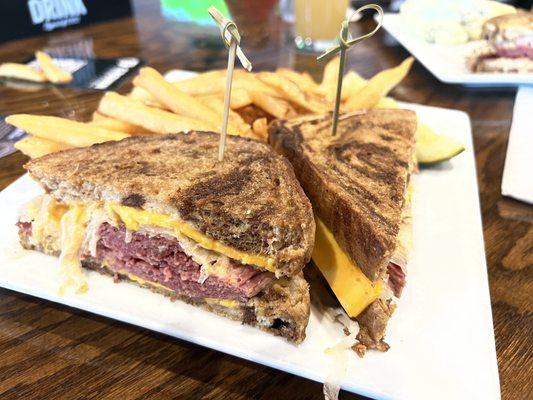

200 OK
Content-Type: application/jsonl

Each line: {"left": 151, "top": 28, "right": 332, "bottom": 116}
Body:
{"left": 8, "top": 56, "right": 424, "bottom": 159}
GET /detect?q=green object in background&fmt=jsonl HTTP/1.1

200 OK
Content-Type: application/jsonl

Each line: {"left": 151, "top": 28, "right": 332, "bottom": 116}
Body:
{"left": 161, "top": 0, "right": 230, "bottom": 25}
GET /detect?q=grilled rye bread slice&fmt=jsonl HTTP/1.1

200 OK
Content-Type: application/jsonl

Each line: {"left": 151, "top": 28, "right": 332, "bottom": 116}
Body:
{"left": 25, "top": 131, "right": 315, "bottom": 278}
{"left": 18, "top": 230, "right": 310, "bottom": 343}
{"left": 268, "top": 109, "right": 416, "bottom": 281}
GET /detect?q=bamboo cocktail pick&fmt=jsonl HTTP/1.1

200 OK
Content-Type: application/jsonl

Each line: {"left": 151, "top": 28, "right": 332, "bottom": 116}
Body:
{"left": 208, "top": 6, "right": 252, "bottom": 161}
{"left": 317, "top": 5, "right": 384, "bottom": 136}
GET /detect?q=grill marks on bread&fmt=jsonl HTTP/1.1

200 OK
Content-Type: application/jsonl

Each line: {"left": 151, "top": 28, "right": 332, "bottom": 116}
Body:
{"left": 121, "top": 193, "right": 146, "bottom": 208}
{"left": 177, "top": 163, "right": 281, "bottom": 254}
{"left": 293, "top": 112, "right": 413, "bottom": 234}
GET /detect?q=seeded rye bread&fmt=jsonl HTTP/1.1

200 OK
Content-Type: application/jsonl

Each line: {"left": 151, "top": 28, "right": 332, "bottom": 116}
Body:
{"left": 25, "top": 131, "right": 315, "bottom": 278}
{"left": 18, "top": 233, "right": 310, "bottom": 343}
{"left": 268, "top": 109, "right": 416, "bottom": 281}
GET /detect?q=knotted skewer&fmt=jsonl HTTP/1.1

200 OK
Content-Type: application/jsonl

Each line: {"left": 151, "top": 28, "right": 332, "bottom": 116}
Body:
{"left": 208, "top": 6, "right": 252, "bottom": 161}
{"left": 317, "top": 5, "right": 383, "bottom": 136}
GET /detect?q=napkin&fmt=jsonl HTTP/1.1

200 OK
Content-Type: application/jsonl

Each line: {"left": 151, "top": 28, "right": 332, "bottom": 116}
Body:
{"left": 501, "top": 86, "right": 533, "bottom": 205}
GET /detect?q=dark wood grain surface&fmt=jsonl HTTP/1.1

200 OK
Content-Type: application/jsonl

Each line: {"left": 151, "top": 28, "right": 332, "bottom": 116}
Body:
{"left": 0, "top": 1, "right": 531, "bottom": 399}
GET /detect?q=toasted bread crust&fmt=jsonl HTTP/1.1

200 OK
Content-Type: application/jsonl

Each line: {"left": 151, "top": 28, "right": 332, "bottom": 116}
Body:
{"left": 19, "top": 233, "right": 310, "bottom": 343}
{"left": 469, "top": 55, "right": 533, "bottom": 73}
{"left": 356, "top": 298, "right": 395, "bottom": 352}
{"left": 482, "top": 12, "right": 533, "bottom": 41}
{"left": 25, "top": 132, "right": 315, "bottom": 277}
{"left": 269, "top": 110, "right": 416, "bottom": 281}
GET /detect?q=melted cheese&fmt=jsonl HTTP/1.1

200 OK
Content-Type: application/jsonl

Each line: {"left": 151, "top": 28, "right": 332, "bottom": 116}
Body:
{"left": 121, "top": 271, "right": 171, "bottom": 291}
{"left": 204, "top": 298, "right": 240, "bottom": 309}
{"left": 312, "top": 218, "right": 381, "bottom": 318}
{"left": 107, "top": 204, "right": 275, "bottom": 272}
{"left": 58, "top": 204, "right": 89, "bottom": 295}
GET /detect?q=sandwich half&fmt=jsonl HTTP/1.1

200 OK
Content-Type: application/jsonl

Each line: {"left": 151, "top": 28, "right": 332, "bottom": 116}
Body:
{"left": 468, "top": 12, "right": 533, "bottom": 73}
{"left": 17, "top": 132, "right": 315, "bottom": 343}
{"left": 269, "top": 109, "right": 416, "bottom": 352}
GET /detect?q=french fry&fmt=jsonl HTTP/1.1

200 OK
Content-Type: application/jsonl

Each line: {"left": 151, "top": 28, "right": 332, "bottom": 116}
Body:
{"left": 198, "top": 88, "right": 252, "bottom": 110}
{"left": 248, "top": 90, "right": 297, "bottom": 119}
{"left": 276, "top": 68, "right": 320, "bottom": 94}
{"left": 148, "top": 87, "right": 251, "bottom": 111}
{"left": 374, "top": 97, "right": 399, "bottom": 109}
{"left": 6, "top": 114, "right": 129, "bottom": 147}
{"left": 320, "top": 70, "right": 368, "bottom": 102}
{"left": 132, "top": 78, "right": 252, "bottom": 110}
{"left": 199, "top": 96, "right": 251, "bottom": 136}
{"left": 98, "top": 92, "right": 218, "bottom": 134}
{"left": 319, "top": 83, "right": 335, "bottom": 102}
{"left": 35, "top": 51, "right": 72, "bottom": 84}
{"left": 252, "top": 118, "right": 268, "bottom": 141}
{"left": 193, "top": 73, "right": 271, "bottom": 108}
{"left": 226, "top": 87, "right": 252, "bottom": 109}
{"left": 174, "top": 70, "right": 259, "bottom": 96}
{"left": 129, "top": 86, "right": 167, "bottom": 109}
{"left": 134, "top": 67, "right": 222, "bottom": 127}
{"left": 234, "top": 73, "right": 279, "bottom": 96}
{"left": 319, "top": 56, "right": 340, "bottom": 92}
{"left": 15, "top": 136, "right": 72, "bottom": 158}
{"left": 171, "top": 70, "right": 227, "bottom": 95}
{"left": 346, "top": 57, "right": 415, "bottom": 110}
{"left": 338, "top": 71, "right": 368, "bottom": 102}
{"left": 172, "top": 70, "right": 256, "bottom": 107}
{"left": 129, "top": 85, "right": 152, "bottom": 101}
{"left": 0, "top": 63, "right": 47, "bottom": 82}
{"left": 257, "top": 72, "right": 330, "bottom": 114}
{"left": 91, "top": 112, "right": 154, "bottom": 135}
{"left": 91, "top": 111, "right": 113, "bottom": 122}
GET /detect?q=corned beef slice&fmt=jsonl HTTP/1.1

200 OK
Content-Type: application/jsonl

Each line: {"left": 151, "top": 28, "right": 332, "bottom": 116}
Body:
{"left": 387, "top": 262, "right": 406, "bottom": 298}
{"left": 95, "top": 224, "right": 274, "bottom": 301}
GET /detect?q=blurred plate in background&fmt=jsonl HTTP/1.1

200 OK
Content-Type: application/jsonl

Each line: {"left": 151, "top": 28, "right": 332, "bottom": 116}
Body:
{"left": 381, "top": 13, "right": 533, "bottom": 87}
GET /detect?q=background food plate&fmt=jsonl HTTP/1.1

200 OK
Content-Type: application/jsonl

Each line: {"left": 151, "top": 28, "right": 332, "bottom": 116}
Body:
{"left": 0, "top": 99, "right": 499, "bottom": 399}
{"left": 381, "top": 13, "right": 533, "bottom": 87}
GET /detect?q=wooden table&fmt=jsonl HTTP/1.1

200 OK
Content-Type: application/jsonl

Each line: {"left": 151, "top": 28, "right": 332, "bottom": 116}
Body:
{"left": 0, "top": 2, "right": 531, "bottom": 399}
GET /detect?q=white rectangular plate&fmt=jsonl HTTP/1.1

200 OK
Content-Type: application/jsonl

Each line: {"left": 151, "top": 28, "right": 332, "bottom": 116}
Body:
{"left": 381, "top": 13, "right": 533, "bottom": 87}
{"left": 0, "top": 102, "right": 499, "bottom": 399}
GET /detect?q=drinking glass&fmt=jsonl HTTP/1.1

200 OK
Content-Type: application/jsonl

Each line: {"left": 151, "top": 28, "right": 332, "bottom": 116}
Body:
{"left": 293, "top": 0, "right": 349, "bottom": 52}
